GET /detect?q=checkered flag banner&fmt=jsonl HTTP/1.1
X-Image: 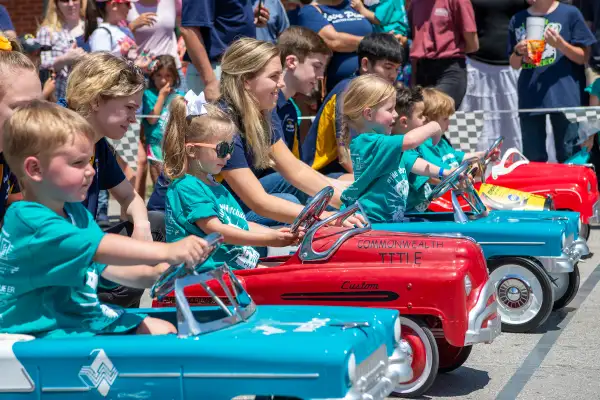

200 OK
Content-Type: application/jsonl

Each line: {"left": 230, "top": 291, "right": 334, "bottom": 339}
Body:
{"left": 113, "top": 107, "right": 600, "bottom": 171}
{"left": 446, "top": 111, "right": 485, "bottom": 153}
{"left": 107, "top": 122, "right": 141, "bottom": 170}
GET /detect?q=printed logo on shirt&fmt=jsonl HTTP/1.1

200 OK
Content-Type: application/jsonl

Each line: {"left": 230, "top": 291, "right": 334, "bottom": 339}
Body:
{"left": 387, "top": 168, "right": 409, "bottom": 222}
{"left": 0, "top": 230, "right": 13, "bottom": 261}
{"left": 441, "top": 153, "right": 460, "bottom": 169}
{"left": 434, "top": 8, "right": 449, "bottom": 17}
{"left": 515, "top": 21, "right": 562, "bottom": 69}
{"left": 324, "top": 10, "right": 365, "bottom": 24}
{"left": 285, "top": 118, "right": 296, "bottom": 134}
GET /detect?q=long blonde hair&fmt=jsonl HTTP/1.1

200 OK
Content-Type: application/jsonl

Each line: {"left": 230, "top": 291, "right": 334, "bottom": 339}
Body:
{"left": 41, "top": 0, "right": 87, "bottom": 32}
{"left": 219, "top": 37, "right": 280, "bottom": 171}
{"left": 163, "top": 96, "right": 237, "bottom": 180}
{"left": 66, "top": 52, "right": 145, "bottom": 117}
{"left": 341, "top": 74, "right": 396, "bottom": 161}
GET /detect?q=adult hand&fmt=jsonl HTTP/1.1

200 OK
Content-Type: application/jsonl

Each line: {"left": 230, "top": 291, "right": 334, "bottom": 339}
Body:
{"left": 132, "top": 220, "right": 153, "bottom": 242}
{"left": 544, "top": 27, "right": 565, "bottom": 50}
{"left": 254, "top": 5, "right": 270, "bottom": 28}
{"left": 64, "top": 42, "right": 86, "bottom": 65}
{"left": 350, "top": 0, "right": 366, "bottom": 12}
{"left": 204, "top": 80, "right": 221, "bottom": 102}
{"left": 130, "top": 12, "right": 157, "bottom": 32}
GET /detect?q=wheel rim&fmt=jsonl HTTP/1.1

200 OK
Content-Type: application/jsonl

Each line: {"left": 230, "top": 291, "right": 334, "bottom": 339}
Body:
{"left": 548, "top": 272, "right": 569, "bottom": 302}
{"left": 490, "top": 264, "right": 545, "bottom": 325}
{"left": 580, "top": 223, "right": 590, "bottom": 240}
{"left": 394, "top": 318, "right": 433, "bottom": 394}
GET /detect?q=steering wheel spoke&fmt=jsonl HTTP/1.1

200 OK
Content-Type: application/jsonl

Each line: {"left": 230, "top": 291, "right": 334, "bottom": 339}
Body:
{"left": 290, "top": 186, "right": 335, "bottom": 234}
{"left": 150, "top": 232, "right": 225, "bottom": 300}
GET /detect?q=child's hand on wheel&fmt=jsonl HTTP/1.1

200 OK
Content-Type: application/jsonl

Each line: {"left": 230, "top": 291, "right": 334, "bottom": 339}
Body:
{"left": 166, "top": 236, "right": 212, "bottom": 268}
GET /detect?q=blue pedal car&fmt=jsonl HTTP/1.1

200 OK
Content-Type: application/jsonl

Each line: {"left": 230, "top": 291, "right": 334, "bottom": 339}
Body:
{"left": 0, "top": 234, "right": 412, "bottom": 400}
{"left": 375, "top": 158, "right": 589, "bottom": 334}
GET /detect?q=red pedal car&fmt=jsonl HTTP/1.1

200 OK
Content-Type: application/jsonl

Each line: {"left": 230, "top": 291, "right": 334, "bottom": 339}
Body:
{"left": 153, "top": 188, "right": 501, "bottom": 398}
{"left": 429, "top": 137, "right": 600, "bottom": 239}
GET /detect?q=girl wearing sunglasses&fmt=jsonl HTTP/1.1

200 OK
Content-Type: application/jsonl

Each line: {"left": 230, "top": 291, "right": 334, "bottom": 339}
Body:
{"left": 162, "top": 91, "right": 303, "bottom": 270}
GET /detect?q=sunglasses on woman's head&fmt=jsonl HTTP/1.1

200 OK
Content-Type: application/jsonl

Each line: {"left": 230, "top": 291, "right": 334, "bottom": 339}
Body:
{"left": 187, "top": 141, "right": 235, "bottom": 158}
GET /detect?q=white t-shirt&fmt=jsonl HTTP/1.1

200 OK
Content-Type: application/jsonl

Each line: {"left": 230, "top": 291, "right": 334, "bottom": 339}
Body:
{"left": 127, "top": 0, "right": 181, "bottom": 69}
{"left": 89, "top": 22, "right": 137, "bottom": 58}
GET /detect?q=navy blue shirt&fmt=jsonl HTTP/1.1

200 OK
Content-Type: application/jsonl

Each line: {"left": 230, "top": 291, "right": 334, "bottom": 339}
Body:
{"left": 0, "top": 6, "right": 14, "bottom": 32}
{"left": 181, "top": 0, "right": 256, "bottom": 63}
{"left": 508, "top": 3, "right": 596, "bottom": 109}
{"left": 83, "top": 139, "right": 125, "bottom": 219}
{"left": 297, "top": 1, "right": 372, "bottom": 92}
{"left": 220, "top": 102, "right": 284, "bottom": 178}
{"left": 275, "top": 91, "right": 300, "bottom": 157}
{"left": 0, "top": 154, "right": 19, "bottom": 221}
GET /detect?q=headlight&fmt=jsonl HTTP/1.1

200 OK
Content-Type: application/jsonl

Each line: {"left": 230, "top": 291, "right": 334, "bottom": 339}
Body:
{"left": 464, "top": 275, "right": 473, "bottom": 296}
{"left": 561, "top": 232, "right": 567, "bottom": 248}
{"left": 393, "top": 317, "right": 401, "bottom": 344}
{"left": 347, "top": 353, "right": 357, "bottom": 386}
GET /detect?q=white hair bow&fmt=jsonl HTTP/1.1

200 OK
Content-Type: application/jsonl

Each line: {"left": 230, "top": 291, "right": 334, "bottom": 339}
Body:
{"left": 184, "top": 90, "right": 208, "bottom": 117}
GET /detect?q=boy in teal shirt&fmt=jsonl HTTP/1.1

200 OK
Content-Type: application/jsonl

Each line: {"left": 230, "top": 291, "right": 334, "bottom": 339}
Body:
{"left": 340, "top": 75, "right": 448, "bottom": 223}
{"left": 0, "top": 101, "right": 210, "bottom": 337}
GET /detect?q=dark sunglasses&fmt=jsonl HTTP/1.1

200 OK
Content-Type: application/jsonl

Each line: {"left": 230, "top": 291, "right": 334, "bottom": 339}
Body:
{"left": 187, "top": 141, "right": 235, "bottom": 158}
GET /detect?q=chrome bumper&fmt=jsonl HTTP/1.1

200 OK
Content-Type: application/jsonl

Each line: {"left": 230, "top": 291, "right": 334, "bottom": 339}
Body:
{"left": 537, "top": 239, "right": 588, "bottom": 274}
{"left": 588, "top": 199, "right": 600, "bottom": 224}
{"left": 465, "top": 279, "right": 501, "bottom": 346}
{"left": 340, "top": 346, "right": 412, "bottom": 400}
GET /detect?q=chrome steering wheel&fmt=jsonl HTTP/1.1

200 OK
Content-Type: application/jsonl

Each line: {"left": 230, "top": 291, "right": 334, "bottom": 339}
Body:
{"left": 483, "top": 136, "right": 504, "bottom": 165}
{"left": 150, "top": 232, "right": 224, "bottom": 300}
{"left": 429, "top": 157, "right": 488, "bottom": 216}
{"left": 290, "top": 186, "right": 334, "bottom": 234}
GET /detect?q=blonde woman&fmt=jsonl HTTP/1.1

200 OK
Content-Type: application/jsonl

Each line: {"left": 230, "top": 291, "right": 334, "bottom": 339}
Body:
{"left": 217, "top": 38, "right": 361, "bottom": 227}
{"left": 37, "top": 0, "right": 88, "bottom": 100}
{"left": 65, "top": 52, "right": 151, "bottom": 308}
{"left": 0, "top": 37, "right": 43, "bottom": 221}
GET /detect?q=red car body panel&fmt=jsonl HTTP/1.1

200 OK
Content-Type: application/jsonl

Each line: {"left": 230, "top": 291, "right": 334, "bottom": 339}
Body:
{"left": 153, "top": 228, "right": 494, "bottom": 348}
{"left": 429, "top": 162, "right": 599, "bottom": 221}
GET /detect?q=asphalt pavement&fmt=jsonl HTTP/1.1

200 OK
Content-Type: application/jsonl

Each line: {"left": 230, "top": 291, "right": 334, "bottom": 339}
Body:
{"left": 420, "top": 226, "right": 600, "bottom": 400}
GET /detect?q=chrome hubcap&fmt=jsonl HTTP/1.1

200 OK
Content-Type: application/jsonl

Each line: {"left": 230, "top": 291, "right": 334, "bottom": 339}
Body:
{"left": 490, "top": 265, "right": 545, "bottom": 325}
{"left": 498, "top": 277, "right": 531, "bottom": 309}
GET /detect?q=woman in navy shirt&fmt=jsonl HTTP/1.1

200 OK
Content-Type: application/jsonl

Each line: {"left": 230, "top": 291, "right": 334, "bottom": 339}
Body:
{"left": 297, "top": 0, "right": 373, "bottom": 92}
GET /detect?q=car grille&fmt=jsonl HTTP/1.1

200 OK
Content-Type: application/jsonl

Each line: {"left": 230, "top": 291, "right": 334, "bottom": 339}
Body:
{"left": 356, "top": 344, "right": 388, "bottom": 390}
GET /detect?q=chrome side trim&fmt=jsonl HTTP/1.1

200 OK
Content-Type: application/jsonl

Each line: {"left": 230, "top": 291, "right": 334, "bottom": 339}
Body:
{"left": 537, "top": 254, "right": 575, "bottom": 274}
{"left": 119, "top": 372, "right": 181, "bottom": 378}
{"left": 41, "top": 387, "right": 91, "bottom": 392}
{"left": 465, "top": 279, "right": 500, "bottom": 345}
{"left": 183, "top": 373, "right": 320, "bottom": 379}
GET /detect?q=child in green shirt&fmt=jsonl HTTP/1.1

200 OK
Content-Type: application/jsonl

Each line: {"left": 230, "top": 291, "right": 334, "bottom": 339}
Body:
{"left": 163, "top": 91, "right": 302, "bottom": 270}
{"left": 0, "top": 101, "right": 211, "bottom": 338}
{"left": 340, "top": 75, "right": 450, "bottom": 223}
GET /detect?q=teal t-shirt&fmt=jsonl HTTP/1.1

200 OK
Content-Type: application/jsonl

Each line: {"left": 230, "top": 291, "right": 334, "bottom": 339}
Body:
{"left": 0, "top": 201, "right": 145, "bottom": 337}
{"left": 417, "top": 137, "right": 465, "bottom": 169}
{"left": 165, "top": 174, "right": 260, "bottom": 270}
{"left": 367, "top": 0, "right": 410, "bottom": 36}
{"left": 141, "top": 88, "right": 182, "bottom": 147}
{"left": 341, "top": 133, "right": 418, "bottom": 223}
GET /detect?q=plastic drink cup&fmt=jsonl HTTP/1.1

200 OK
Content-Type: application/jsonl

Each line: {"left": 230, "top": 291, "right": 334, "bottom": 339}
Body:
{"left": 526, "top": 17, "right": 546, "bottom": 65}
